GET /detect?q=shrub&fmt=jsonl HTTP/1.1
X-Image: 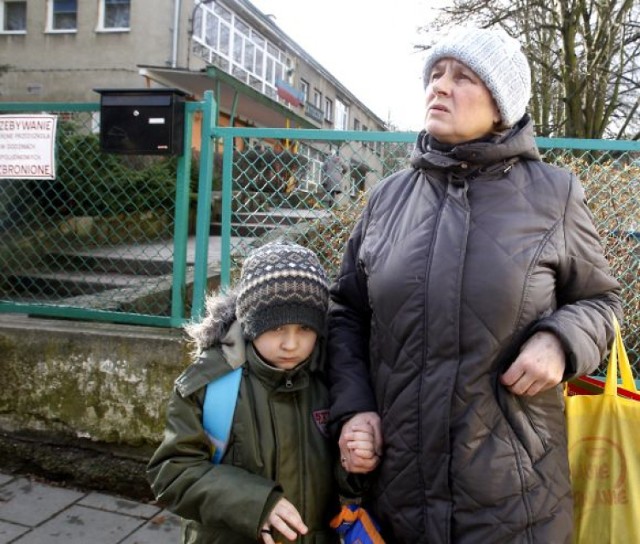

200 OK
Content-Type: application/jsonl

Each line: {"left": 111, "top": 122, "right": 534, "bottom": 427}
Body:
{"left": 55, "top": 128, "right": 178, "bottom": 218}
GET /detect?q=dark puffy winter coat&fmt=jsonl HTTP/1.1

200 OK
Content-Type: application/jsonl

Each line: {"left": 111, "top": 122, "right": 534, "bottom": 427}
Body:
{"left": 327, "top": 117, "right": 621, "bottom": 544}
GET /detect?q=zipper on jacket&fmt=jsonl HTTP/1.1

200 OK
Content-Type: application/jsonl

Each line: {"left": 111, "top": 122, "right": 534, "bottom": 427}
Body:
{"left": 245, "top": 368, "right": 265, "bottom": 469}
{"left": 417, "top": 173, "right": 448, "bottom": 505}
{"left": 296, "top": 394, "right": 307, "bottom": 532}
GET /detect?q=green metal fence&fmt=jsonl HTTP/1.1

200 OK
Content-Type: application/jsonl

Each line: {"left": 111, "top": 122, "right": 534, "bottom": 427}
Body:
{"left": 1, "top": 94, "right": 638, "bottom": 375}
{"left": 0, "top": 99, "right": 206, "bottom": 327}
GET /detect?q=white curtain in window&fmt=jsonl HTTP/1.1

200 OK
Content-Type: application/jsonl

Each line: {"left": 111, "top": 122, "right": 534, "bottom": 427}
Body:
{"left": 104, "top": 0, "right": 130, "bottom": 29}
{"left": 5, "top": 1, "right": 27, "bottom": 31}
{"left": 53, "top": 0, "right": 77, "bottom": 30}
{"left": 335, "top": 99, "right": 349, "bottom": 130}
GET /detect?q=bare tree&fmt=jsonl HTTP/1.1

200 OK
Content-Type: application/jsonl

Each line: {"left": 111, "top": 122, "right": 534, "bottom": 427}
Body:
{"left": 420, "top": 0, "right": 640, "bottom": 139}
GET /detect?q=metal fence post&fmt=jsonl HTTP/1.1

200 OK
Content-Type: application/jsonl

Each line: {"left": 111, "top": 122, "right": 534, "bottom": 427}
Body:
{"left": 190, "top": 90, "right": 217, "bottom": 320}
{"left": 170, "top": 101, "right": 198, "bottom": 326}
{"left": 219, "top": 131, "right": 234, "bottom": 290}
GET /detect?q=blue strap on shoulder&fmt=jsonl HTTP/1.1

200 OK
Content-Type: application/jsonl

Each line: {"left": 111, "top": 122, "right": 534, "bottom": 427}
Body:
{"left": 202, "top": 367, "right": 242, "bottom": 464}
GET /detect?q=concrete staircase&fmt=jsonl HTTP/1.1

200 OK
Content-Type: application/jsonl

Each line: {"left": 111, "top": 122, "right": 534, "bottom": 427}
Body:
{"left": 3, "top": 239, "right": 222, "bottom": 315}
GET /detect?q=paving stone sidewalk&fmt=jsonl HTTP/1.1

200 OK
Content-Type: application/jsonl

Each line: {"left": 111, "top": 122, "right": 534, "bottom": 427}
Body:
{"left": 0, "top": 472, "right": 180, "bottom": 544}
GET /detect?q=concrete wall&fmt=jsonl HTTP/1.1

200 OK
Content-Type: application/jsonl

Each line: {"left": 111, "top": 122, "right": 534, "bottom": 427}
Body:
{"left": 0, "top": 314, "right": 191, "bottom": 498}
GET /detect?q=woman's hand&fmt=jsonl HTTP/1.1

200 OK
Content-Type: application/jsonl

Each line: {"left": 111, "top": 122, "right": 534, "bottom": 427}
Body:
{"left": 500, "top": 331, "right": 566, "bottom": 396}
{"left": 260, "top": 497, "right": 308, "bottom": 543}
{"left": 339, "top": 411, "right": 383, "bottom": 473}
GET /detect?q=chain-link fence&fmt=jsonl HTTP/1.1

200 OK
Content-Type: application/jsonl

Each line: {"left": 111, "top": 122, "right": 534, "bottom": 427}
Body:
{"left": 216, "top": 129, "right": 639, "bottom": 375}
{"left": 0, "top": 101, "right": 638, "bottom": 374}
{"left": 0, "top": 102, "right": 199, "bottom": 327}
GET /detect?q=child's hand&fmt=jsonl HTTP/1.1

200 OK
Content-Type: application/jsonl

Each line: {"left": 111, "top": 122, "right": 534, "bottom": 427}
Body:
{"left": 260, "top": 498, "right": 308, "bottom": 543}
{"left": 339, "top": 412, "right": 383, "bottom": 474}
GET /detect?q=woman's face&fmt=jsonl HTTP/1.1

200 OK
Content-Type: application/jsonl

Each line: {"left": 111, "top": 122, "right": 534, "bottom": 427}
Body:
{"left": 424, "top": 58, "right": 501, "bottom": 145}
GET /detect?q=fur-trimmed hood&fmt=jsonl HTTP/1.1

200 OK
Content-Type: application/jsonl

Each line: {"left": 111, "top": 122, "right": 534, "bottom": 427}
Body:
{"left": 177, "top": 288, "right": 327, "bottom": 398}
{"left": 184, "top": 290, "right": 239, "bottom": 353}
{"left": 176, "top": 290, "right": 245, "bottom": 398}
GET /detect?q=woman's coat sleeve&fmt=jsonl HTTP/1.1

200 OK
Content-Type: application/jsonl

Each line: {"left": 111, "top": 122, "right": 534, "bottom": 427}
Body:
{"left": 530, "top": 174, "right": 622, "bottom": 378}
{"left": 327, "top": 204, "right": 378, "bottom": 433}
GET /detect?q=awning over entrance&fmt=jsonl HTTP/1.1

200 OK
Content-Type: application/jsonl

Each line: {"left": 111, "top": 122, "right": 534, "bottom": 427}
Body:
{"left": 138, "top": 65, "right": 315, "bottom": 129}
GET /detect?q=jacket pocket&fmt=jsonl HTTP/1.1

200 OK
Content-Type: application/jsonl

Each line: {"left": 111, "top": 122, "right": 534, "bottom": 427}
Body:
{"left": 494, "top": 375, "right": 549, "bottom": 464}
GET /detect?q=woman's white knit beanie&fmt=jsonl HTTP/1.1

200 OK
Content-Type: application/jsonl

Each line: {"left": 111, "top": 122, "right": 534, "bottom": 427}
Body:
{"left": 422, "top": 27, "right": 531, "bottom": 127}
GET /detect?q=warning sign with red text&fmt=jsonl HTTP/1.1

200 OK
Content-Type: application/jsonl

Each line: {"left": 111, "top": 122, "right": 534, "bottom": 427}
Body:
{"left": 0, "top": 114, "right": 57, "bottom": 180}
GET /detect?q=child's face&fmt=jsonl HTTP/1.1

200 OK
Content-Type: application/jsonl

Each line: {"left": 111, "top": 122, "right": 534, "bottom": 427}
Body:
{"left": 253, "top": 324, "right": 318, "bottom": 370}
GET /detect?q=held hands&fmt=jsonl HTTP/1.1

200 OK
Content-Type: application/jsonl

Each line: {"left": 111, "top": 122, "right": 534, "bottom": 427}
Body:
{"left": 500, "top": 331, "right": 566, "bottom": 396}
{"left": 339, "top": 411, "right": 383, "bottom": 474}
{"left": 260, "top": 498, "right": 308, "bottom": 543}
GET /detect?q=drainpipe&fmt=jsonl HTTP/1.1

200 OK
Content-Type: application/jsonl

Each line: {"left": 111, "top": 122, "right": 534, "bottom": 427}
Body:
{"left": 171, "top": 0, "right": 182, "bottom": 68}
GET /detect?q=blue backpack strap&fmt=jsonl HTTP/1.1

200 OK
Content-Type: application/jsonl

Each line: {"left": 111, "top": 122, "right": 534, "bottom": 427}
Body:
{"left": 202, "top": 367, "right": 243, "bottom": 464}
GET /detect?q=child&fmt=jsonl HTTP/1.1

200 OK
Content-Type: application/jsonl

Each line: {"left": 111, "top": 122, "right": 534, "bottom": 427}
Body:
{"left": 147, "top": 240, "right": 340, "bottom": 544}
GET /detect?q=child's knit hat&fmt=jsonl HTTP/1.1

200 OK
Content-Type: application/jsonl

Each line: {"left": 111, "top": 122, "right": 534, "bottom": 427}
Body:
{"left": 422, "top": 27, "right": 531, "bottom": 127}
{"left": 236, "top": 240, "right": 330, "bottom": 340}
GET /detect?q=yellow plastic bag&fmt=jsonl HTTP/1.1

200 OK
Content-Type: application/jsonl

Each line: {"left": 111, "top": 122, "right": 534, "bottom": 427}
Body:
{"left": 565, "top": 318, "right": 640, "bottom": 543}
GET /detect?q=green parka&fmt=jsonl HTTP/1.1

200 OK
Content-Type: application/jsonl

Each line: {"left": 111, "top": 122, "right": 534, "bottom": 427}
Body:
{"left": 148, "top": 293, "right": 340, "bottom": 544}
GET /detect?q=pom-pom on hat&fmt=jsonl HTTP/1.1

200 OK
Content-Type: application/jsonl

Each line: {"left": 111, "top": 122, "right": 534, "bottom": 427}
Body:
{"left": 236, "top": 240, "right": 329, "bottom": 340}
{"left": 422, "top": 27, "right": 531, "bottom": 127}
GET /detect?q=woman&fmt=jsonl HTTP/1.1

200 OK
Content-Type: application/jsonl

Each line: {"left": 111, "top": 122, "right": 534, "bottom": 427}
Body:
{"left": 327, "top": 27, "right": 621, "bottom": 543}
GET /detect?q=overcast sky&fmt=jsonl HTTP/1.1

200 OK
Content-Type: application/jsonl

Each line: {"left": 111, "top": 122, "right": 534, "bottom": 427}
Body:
{"left": 249, "top": 0, "right": 447, "bottom": 131}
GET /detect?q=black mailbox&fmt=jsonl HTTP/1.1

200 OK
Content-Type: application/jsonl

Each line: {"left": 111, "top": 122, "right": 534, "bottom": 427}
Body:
{"left": 95, "top": 88, "right": 187, "bottom": 156}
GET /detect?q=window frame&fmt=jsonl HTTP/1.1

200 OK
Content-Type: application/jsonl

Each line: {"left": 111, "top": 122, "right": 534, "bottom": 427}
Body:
{"left": 335, "top": 98, "right": 349, "bottom": 130}
{"left": 324, "top": 97, "right": 333, "bottom": 122}
{"left": 0, "top": 0, "right": 27, "bottom": 33}
{"left": 300, "top": 79, "right": 309, "bottom": 103}
{"left": 97, "top": 0, "right": 130, "bottom": 32}
{"left": 313, "top": 88, "right": 322, "bottom": 109}
{"left": 193, "top": 2, "right": 292, "bottom": 98}
{"left": 46, "top": 0, "right": 77, "bottom": 33}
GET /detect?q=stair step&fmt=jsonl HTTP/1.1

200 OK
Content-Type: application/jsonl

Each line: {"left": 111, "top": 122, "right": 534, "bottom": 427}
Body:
{"left": 7, "top": 271, "right": 150, "bottom": 297}
{"left": 210, "top": 223, "right": 276, "bottom": 237}
{"left": 44, "top": 253, "right": 174, "bottom": 276}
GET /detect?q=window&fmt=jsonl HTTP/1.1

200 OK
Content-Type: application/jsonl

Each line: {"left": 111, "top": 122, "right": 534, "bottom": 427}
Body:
{"left": 266, "top": 57, "right": 273, "bottom": 83}
{"left": 233, "top": 31, "right": 243, "bottom": 64}
{"left": 219, "top": 22, "right": 230, "bottom": 54}
{"left": 1, "top": 1, "right": 26, "bottom": 32}
{"left": 300, "top": 79, "right": 309, "bottom": 103}
{"left": 99, "top": 0, "right": 129, "bottom": 30}
{"left": 353, "top": 119, "right": 360, "bottom": 131}
{"left": 244, "top": 41, "right": 255, "bottom": 72}
{"left": 313, "top": 88, "right": 322, "bottom": 109}
{"left": 193, "top": 3, "right": 291, "bottom": 96}
{"left": 48, "top": 0, "right": 77, "bottom": 31}
{"left": 324, "top": 97, "right": 333, "bottom": 122}
{"left": 362, "top": 125, "right": 373, "bottom": 150}
{"left": 192, "top": 6, "right": 203, "bottom": 39}
{"left": 335, "top": 98, "right": 349, "bottom": 130}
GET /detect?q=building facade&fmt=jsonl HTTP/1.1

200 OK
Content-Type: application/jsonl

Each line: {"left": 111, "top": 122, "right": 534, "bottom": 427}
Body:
{"left": 0, "top": 0, "right": 186, "bottom": 102}
{"left": 0, "top": 0, "right": 387, "bottom": 193}
{"left": 0, "top": 0, "right": 386, "bottom": 132}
